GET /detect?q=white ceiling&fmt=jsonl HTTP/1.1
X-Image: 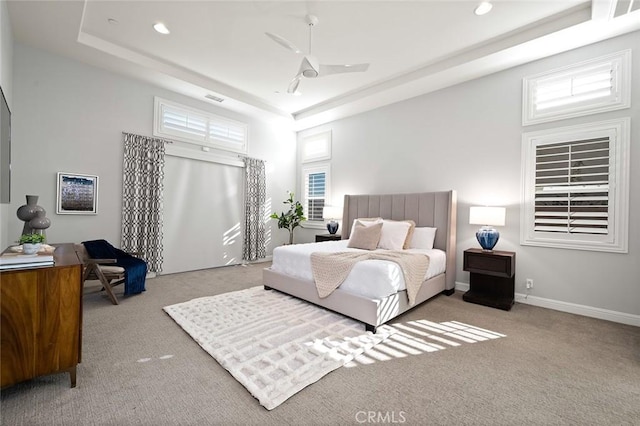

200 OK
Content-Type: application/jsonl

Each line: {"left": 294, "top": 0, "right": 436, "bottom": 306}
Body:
{"left": 6, "top": 1, "right": 640, "bottom": 129}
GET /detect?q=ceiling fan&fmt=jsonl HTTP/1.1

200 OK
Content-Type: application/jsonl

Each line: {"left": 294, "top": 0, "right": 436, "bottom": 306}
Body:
{"left": 265, "top": 14, "right": 370, "bottom": 94}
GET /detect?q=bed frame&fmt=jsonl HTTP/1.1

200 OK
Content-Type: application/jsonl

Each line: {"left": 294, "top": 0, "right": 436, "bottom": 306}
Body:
{"left": 263, "top": 190, "right": 457, "bottom": 332}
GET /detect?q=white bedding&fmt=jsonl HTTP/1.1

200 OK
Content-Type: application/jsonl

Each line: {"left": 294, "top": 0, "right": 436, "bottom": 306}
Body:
{"left": 270, "top": 240, "right": 446, "bottom": 300}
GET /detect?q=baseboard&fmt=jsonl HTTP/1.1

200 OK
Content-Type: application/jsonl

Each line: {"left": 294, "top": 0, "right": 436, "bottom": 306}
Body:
{"left": 454, "top": 281, "right": 639, "bottom": 327}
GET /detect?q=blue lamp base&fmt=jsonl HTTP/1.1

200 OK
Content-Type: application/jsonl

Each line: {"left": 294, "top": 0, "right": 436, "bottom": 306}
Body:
{"left": 476, "top": 227, "right": 500, "bottom": 251}
{"left": 327, "top": 221, "right": 339, "bottom": 235}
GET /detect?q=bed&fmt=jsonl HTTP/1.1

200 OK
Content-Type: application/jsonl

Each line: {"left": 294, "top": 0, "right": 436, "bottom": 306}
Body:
{"left": 263, "top": 190, "right": 457, "bottom": 332}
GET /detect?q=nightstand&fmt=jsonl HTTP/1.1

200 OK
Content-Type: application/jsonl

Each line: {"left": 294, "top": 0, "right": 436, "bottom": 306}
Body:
{"left": 463, "top": 248, "right": 515, "bottom": 311}
{"left": 315, "top": 234, "right": 342, "bottom": 242}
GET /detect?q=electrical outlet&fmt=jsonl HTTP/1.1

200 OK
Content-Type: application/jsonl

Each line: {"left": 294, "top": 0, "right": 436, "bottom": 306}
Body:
{"left": 526, "top": 279, "right": 533, "bottom": 289}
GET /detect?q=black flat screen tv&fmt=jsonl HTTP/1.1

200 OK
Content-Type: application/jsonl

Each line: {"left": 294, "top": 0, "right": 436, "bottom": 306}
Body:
{"left": 0, "top": 85, "right": 10, "bottom": 203}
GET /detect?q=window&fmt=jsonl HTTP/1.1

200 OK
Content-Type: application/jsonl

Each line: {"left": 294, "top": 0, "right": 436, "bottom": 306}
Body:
{"left": 301, "top": 163, "right": 330, "bottom": 223}
{"left": 299, "top": 130, "right": 332, "bottom": 228}
{"left": 521, "top": 118, "right": 630, "bottom": 253}
{"left": 301, "top": 130, "right": 331, "bottom": 163}
{"left": 522, "top": 50, "right": 631, "bottom": 126}
{"left": 153, "top": 97, "right": 248, "bottom": 154}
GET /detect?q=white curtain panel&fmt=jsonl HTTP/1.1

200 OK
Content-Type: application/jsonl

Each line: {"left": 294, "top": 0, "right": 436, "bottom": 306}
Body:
{"left": 121, "top": 132, "right": 165, "bottom": 272}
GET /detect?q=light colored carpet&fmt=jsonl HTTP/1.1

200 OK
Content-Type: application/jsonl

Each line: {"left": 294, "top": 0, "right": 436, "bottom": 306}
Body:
{"left": 1, "top": 263, "right": 638, "bottom": 425}
{"left": 163, "top": 286, "right": 392, "bottom": 410}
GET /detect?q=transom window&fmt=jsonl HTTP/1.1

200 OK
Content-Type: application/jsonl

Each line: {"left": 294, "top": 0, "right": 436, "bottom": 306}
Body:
{"left": 153, "top": 97, "right": 248, "bottom": 154}
{"left": 522, "top": 50, "right": 631, "bottom": 126}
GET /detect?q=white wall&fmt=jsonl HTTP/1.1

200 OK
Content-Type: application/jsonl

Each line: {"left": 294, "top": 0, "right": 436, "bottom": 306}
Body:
{"left": 9, "top": 43, "right": 296, "bottom": 255}
{"left": 297, "top": 31, "right": 640, "bottom": 320}
{"left": 0, "top": 0, "right": 13, "bottom": 249}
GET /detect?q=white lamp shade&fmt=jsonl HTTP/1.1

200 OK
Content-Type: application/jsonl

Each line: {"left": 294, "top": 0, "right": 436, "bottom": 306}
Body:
{"left": 469, "top": 206, "right": 506, "bottom": 227}
{"left": 322, "top": 206, "right": 342, "bottom": 220}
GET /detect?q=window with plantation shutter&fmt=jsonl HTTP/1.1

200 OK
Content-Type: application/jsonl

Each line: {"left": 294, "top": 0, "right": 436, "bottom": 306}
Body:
{"left": 523, "top": 50, "right": 631, "bottom": 126}
{"left": 161, "top": 104, "right": 207, "bottom": 141}
{"left": 154, "top": 97, "right": 248, "bottom": 153}
{"left": 534, "top": 138, "right": 610, "bottom": 234}
{"left": 521, "top": 118, "right": 630, "bottom": 253}
{"left": 301, "top": 163, "right": 330, "bottom": 222}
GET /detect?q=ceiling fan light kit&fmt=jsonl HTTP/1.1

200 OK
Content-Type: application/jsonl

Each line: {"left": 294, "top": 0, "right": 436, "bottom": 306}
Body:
{"left": 265, "top": 14, "right": 370, "bottom": 94}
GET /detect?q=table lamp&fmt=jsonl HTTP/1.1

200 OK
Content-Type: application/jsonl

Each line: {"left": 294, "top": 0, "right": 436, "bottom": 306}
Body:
{"left": 469, "top": 206, "right": 506, "bottom": 251}
{"left": 322, "top": 206, "right": 342, "bottom": 235}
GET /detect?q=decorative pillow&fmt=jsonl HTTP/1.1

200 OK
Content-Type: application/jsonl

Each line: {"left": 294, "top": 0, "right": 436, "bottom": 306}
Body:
{"left": 409, "top": 227, "right": 437, "bottom": 250}
{"left": 378, "top": 220, "right": 415, "bottom": 251}
{"left": 349, "top": 217, "right": 382, "bottom": 237}
{"left": 347, "top": 222, "right": 383, "bottom": 250}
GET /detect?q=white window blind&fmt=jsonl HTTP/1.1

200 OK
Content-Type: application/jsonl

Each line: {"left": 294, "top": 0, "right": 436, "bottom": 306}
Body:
{"left": 521, "top": 118, "right": 630, "bottom": 253}
{"left": 302, "top": 163, "right": 330, "bottom": 222}
{"left": 522, "top": 50, "right": 631, "bottom": 126}
{"left": 154, "top": 97, "right": 248, "bottom": 154}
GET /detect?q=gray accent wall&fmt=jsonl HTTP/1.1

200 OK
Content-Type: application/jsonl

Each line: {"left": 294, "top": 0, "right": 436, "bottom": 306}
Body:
{"left": 297, "top": 31, "right": 640, "bottom": 319}
{"left": 8, "top": 43, "right": 296, "bottom": 254}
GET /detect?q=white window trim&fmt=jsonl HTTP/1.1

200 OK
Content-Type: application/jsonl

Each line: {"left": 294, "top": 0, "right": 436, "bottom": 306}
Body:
{"left": 153, "top": 97, "right": 248, "bottom": 154}
{"left": 301, "top": 130, "right": 332, "bottom": 163}
{"left": 522, "top": 50, "right": 631, "bottom": 126}
{"left": 300, "top": 162, "right": 331, "bottom": 230}
{"left": 520, "top": 118, "right": 630, "bottom": 253}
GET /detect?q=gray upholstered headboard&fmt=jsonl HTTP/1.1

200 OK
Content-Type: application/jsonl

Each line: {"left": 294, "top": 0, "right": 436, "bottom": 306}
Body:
{"left": 342, "top": 191, "right": 457, "bottom": 290}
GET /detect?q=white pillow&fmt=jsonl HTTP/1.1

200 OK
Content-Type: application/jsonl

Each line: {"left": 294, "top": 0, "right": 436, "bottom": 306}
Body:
{"left": 409, "top": 227, "right": 437, "bottom": 250}
{"left": 349, "top": 217, "right": 382, "bottom": 237}
{"left": 378, "top": 220, "right": 412, "bottom": 251}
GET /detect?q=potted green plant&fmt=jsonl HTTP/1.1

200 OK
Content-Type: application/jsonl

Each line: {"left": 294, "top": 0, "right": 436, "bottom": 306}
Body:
{"left": 270, "top": 191, "right": 306, "bottom": 244}
{"left": 19, "top": 233, "right": 45, "bottom": 255}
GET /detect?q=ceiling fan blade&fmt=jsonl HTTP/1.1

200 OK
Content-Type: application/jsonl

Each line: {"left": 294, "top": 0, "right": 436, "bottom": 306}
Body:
{"left": 319, "top": 63, "right": 370, "bottom": 76}
{"left": 287, "top": 74, "right": 303, "bottom": 94}
{"left": 265, "top": 32, "right": 302, "bottom": 54}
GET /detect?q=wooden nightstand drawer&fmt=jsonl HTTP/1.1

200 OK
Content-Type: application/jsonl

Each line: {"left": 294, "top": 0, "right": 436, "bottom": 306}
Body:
{"left": 316, "top": 234, "right": 342, "bottom": 242}
{"left": 463, "top": 249, "right": 514, "bottom": 278}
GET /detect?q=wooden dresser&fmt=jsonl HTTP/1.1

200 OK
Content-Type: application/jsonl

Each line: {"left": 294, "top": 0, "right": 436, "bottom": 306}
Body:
{"left": 0, "top": 243, "right": 83, "bottom": 388}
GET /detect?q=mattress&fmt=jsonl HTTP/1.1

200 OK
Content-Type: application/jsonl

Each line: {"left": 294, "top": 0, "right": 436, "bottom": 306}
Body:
{"left": 270, "top": 240, "right": 447, "bottom": 300}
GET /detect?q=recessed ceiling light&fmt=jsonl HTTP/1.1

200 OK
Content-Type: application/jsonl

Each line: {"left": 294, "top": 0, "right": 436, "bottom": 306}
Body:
{"left": 474, "top": 1, "right": 493, "bottom": 16}
{"left": 153, "top": 22, "right": 170, "bottom": 35}
{"left": 292, "top": 91, "right": 302, "bottom": 96}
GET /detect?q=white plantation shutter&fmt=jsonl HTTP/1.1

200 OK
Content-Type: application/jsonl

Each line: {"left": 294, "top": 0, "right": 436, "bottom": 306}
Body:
{"left": 209, "top": 119, "right": 247, "bottom": 151}
{"left": 301, "top": 131, "right": 331, "bottom": 163}
{"left": 154, "top": 97, "right": 248, "bottom": 153}
{"left": 534, "top": 63, "right": 614, "bottom": 111}
{"left": 523, "top": 50, "right": 631, "bottom": 125}
{"left": 534, "top": 137, "right": 610, "bottom": 235}
{"left": 161, "top": 104, "right": 207, "bottom": 141}
{"left": 521, "top": 118, "right": 630, "bottom": 253}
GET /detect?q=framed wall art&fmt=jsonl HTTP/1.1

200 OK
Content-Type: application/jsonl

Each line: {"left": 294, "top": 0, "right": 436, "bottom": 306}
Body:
{"left": 56, "top": 172, "right": 99, "bottom": 214}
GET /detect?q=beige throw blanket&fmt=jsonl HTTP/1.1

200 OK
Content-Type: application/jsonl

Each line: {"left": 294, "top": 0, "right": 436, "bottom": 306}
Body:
{"left": 310, "top": 251, "right": 431, "bottom": 306}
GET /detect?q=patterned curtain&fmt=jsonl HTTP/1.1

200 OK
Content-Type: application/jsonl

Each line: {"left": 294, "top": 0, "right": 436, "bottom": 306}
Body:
{"left": 242, "top": 157, "right": 266, "bottom": 261}
{"left": 121, "top": 132, "right": 165, "bottom": 272}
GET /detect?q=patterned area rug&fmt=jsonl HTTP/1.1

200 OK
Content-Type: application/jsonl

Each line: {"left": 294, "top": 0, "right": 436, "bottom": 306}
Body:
{"left": 163, "top": 286, "right": 392, "bottom": 410}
